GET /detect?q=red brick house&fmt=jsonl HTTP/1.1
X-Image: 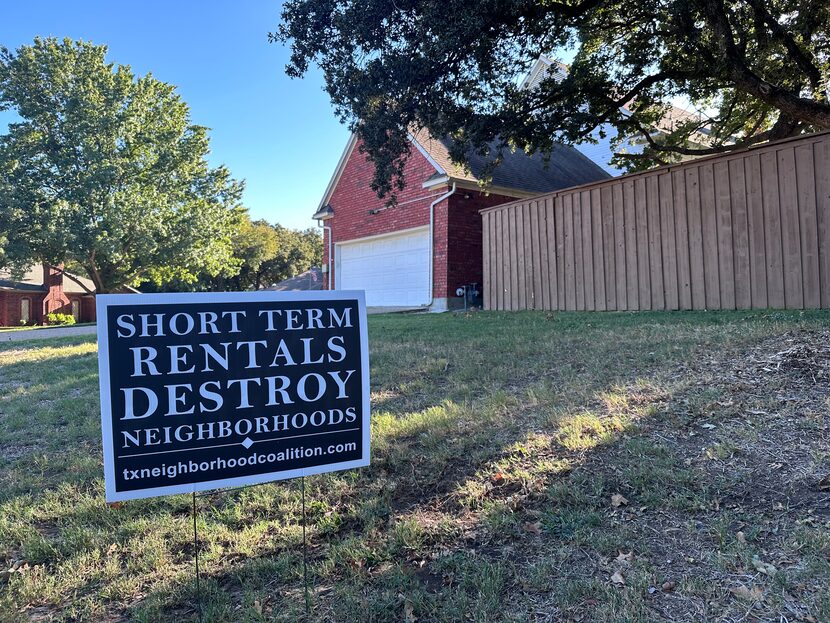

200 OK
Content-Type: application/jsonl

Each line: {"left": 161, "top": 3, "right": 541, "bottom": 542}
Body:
{"left": 313, "top": 129, "right": 610, "bottom": 310}
{"left": 0, "top": 264, "right": 99, "bottom": 326}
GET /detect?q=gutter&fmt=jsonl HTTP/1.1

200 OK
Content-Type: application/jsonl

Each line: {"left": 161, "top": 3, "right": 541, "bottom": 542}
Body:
{"left": 318, "top": 221, "right": 333, "bottom": 291}
{"left": 427, "top": 182, "right": 457, "bottom": 309}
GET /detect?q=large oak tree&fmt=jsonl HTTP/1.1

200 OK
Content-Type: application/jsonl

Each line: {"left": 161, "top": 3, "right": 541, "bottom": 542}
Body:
{"left": 0, "top": 38, "right": 243, "bottom": 293}
{"left": 277, "top": 0, "right": 830, "bottom": 196}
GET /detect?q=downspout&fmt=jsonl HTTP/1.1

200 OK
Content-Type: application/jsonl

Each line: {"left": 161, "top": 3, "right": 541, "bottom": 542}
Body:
{"left": 428, "top": 182, "right": 457, "bottom": 309}
{"left": 317, "top": 220, "right": 333, "bottom": 290}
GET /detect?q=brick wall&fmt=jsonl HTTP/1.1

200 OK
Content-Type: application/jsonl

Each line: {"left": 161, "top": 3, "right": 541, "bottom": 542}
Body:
{"left": 0, "top": 292, "right": 96, "bottom": 326}
{"left": 446, "top": 191, "right": 516, "bottom": 298}
{"left": 322, "top": 138, "right": 450, "bottom": 298}
{"left": 321, "top": 137, "right": 522, "bottom": 300}
{"left": 81, "top": 296, "right": 96, "bottom": 322}
{"left": 1, "top": 292, "right": 45, "bottom": 326}
{"left": 42, "top": 264, "right": 69, "bottom": 315}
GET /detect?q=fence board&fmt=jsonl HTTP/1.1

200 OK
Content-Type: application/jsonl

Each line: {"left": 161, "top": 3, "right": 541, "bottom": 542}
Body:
{"left": 483, "top": 211, "right": 491, "bottom": 310}
{"left": 563, "top": 194, "right": 576, "bottom": 310}
{"left": 600, "top": 186, "right": 616, "bottom": 310}
{"left": 635, "top": 178, "right": 651, "bottom": 309}
{"left": 684, "top": 168, "right": 705, "bottom": 309}
{"left": 624, "top": 179, "right": 639, "bottom": 310}
{"left": 700, "top": 164, "right": 721, "bottom": 308}
{"left": 501, "top": 208, "right": 509, "bottom": 309}
{"left": 612, "top": 184, "right": 626, "bottom": 310}
{"left": 761, "top": 151, "right": 785, "bottom": 307}
{"left": 794, "top": 144, "right": 820, "bottom": 308}
{"left": 507, "top": 206, "right": 517, "bottom": 309}
{"left": 646, "top": 175, "right": 665, "bottom": 309}
{"left": 728, "top": 158, "right": 751, "bottom": 309}
{"left": 714, "top": 161, "right": 736, "bottom": 309}
{"left": 659, "top": 173, "right": 679, "bottom": 310}
{"left": 544, "top": 198, "right": 557, "bottom": 310}
{"left": 778, "top": 148, "right": 804, "bottom": 308}
{"left": 530, "top": 202, "right": 542, "bottom": 309}
{"left": 481, "top": 131, "right": 830, "bottom": 311}
{"left": 672, "top": 169, "right": 692, "bottom": 309}
{"left": 555, "top": 195, "right": 566, "bottom": 309}
{"left": 517, "top": 205, "right": 528, "bottom": 309}
{"left": 591, "top": 188, "right": 607, "bottom": 310}
{"left": 578, "top": 191, "right": 594, "bottom": 310}
{"left": 744, "top": 154, "right": 768, "bottom": 307}
{"left": 815, "top": 140, "right": 830, "bottom": 308}
{"left": 575, "top": 195, "right": 586, "bottom": 307}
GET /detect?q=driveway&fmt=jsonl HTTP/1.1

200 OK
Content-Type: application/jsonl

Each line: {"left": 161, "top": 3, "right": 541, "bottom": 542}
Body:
{"left": 0, "top": 324, "right": 97, "bottom": 342}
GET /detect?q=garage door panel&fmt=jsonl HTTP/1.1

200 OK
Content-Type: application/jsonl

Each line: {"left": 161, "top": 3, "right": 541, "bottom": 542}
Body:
{"left": 338, "top": 228, "right": 430, "bottom": 307}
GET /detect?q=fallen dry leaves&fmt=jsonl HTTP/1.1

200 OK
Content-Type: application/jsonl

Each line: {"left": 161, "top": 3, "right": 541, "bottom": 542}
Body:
{"left": 731, "top": 584, "right": 764, "bottom": 602}
{"left": 610, "top": 493, "right": 629, "bottom": 508}
{"left": 523, "top": 521, "right": 542, "bottom": 535}
{"left": 751, "top": 556, "right": 777, "bottom": 576}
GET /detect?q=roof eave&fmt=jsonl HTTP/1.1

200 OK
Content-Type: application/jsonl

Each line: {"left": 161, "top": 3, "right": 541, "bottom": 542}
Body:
{"left": 422, "top": 175, "right": 539, "bottom": 199}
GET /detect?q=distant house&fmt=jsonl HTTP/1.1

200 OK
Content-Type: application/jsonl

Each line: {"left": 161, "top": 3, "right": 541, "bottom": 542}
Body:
{"left": 520, "top": 55, "right": 715, "bottom": 175}
{"left": 313, "top": 128, "right": 609, "bottom": 310}
{"left": 1, "top": 264, "right": 102, "bottom": 325}
{"left": 268, "top": 267, "right": 323, "bottom": 292}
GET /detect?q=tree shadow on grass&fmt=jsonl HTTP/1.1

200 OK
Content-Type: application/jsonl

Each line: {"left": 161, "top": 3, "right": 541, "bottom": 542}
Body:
{"left": 118, "top": 378, "right": 692, "bottom": 621}
{"left": 4, "top": 312, "right": 830, "bottom": 622}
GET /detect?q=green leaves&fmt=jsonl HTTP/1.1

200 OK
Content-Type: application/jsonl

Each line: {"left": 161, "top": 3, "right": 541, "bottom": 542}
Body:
{"left": 138, "top": 214, "right": 323, "bottom": 293}
{"left": 277, "top": 0, "right": 830, "bottom": 191}
{"left": 0, "top": 37, "right": 243, "bottom": 292}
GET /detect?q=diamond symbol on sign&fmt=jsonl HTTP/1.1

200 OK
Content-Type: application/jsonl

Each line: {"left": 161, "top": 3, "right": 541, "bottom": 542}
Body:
{"left": 241, "top": 437, "right": 254, "bottom": 449}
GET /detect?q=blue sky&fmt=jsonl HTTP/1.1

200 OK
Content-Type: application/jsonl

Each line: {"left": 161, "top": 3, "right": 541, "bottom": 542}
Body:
{"left": 0, "top": 0, "right": 350, "bottom": 230}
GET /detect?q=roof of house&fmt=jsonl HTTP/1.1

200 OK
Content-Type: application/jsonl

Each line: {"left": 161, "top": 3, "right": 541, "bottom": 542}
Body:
{"left": 267, "top": 267, "right": 323, "bottom": 292}
{"left": 0, "top": 264, "right": 96, "bottom": 294}
{"left": 315, "top": 128, "right": 610, "bottom": 214}
{"left": 411, "top": 127, "right": 611, "bottom": 194}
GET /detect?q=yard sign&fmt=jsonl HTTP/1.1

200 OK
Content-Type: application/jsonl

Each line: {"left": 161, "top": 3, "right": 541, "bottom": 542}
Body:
{"left": 96, "top": 291, "right": 370, "bottom": 502}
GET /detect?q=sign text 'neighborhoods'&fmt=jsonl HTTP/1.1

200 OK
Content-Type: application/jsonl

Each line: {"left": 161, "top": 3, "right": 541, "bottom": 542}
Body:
{"left": 97, "top": 291, "right": 370, "bottom": 502}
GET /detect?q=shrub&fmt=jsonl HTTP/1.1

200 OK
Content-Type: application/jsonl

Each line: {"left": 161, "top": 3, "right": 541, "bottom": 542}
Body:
{"left": 45, "top": 312, "right": 76, "bottom": 326}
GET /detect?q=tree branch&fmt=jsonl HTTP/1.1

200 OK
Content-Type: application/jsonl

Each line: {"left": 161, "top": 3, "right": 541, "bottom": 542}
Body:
{"left": 626, "top": 115, "right": 779, "bottom": 157}
{"left": 700, "top": 0, "right": 830, "bottom": 127}
{"left": 745, "top": 0, "right": 822, "bottom": 93}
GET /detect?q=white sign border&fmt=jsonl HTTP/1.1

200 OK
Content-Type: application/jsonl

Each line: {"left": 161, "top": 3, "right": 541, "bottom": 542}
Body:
{"left": 97, "top": 290, "right": 370, "bottom": 503}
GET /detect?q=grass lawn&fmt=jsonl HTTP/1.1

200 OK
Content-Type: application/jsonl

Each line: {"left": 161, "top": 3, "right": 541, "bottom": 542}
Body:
{"left": 1, "top": 310, "right": 829, "bottom": 622}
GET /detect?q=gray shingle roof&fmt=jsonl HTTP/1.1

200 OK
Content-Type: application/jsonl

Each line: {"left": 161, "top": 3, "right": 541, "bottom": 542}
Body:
{"left": 412, "top": 128, "right": 611, "bottom": 194}
{"left": 0, "top": 264, "right": 97, "bottom": 293}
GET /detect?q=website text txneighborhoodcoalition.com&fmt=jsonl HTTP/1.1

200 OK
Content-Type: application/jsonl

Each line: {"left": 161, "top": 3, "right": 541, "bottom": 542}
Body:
{"left": 120, "top": 441, "right": 359, "bottom": 482}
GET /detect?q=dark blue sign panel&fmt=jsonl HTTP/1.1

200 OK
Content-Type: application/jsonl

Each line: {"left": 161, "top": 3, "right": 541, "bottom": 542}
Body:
{"left": 97, "top": 291, "right": 369, "bottom": 502}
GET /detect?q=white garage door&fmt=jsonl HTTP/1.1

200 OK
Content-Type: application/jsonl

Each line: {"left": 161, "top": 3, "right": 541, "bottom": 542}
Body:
{"left": 337, "top": 228, "right": 430, "bottom": 307}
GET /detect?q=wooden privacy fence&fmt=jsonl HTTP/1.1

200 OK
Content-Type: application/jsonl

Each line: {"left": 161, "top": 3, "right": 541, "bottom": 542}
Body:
{"left": 481, "top": 130, "right": 830, "bottom": 311}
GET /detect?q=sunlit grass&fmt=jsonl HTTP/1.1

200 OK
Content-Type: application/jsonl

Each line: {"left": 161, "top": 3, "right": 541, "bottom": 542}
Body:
{"left": 1, "top": 310, "right": 829, "bottom": 621}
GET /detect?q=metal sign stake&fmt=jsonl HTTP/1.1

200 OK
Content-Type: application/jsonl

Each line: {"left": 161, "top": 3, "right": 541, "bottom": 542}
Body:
{"left": 193, "top": 491, "right": 203, "bottom": 623}
{"left": 301, "top": 476, "right": 311, "bottom": 618}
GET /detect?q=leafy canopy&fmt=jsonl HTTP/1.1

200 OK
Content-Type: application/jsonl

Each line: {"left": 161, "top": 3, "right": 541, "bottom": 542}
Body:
{"left": 0, "top": 37, "right": 243, "bottom": 292}
{"left": 277, "top": 0, "right": 830, "bottom": 196}
{"left": 140, "top": 216, "right": 323, "bottom": 292}
{"left": 216, "top": 218, "right": 323, "bottom": 291}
